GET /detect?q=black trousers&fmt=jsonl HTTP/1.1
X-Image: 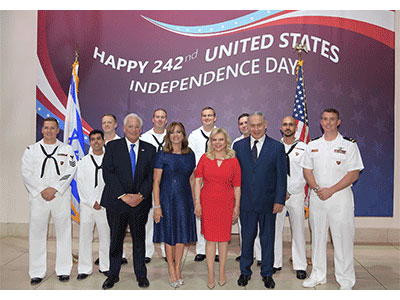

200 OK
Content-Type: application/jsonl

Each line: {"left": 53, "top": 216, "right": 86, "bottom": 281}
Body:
{"left": 106, "top": 209, "right": 148, "bottom": 279}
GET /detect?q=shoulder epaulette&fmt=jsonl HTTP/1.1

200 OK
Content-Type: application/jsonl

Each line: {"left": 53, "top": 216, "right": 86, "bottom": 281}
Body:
{"left": 311, "top": 136, "right": 322, "bottom": 141}
{"left": 343, "top": 136, "right": 356, "bottom": 143}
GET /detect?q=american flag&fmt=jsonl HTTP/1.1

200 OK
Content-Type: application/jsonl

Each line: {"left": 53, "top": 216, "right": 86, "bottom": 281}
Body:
{"left": 292, "top": 59, "right": 310, "bottom": 218}
{"left": 292, "top": 60, "right": 310, "bottom": 143}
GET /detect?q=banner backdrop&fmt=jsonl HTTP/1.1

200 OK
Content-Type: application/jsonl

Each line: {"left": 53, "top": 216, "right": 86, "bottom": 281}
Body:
{"left": 36, "top": 10, "right": 395, "bottom": 217}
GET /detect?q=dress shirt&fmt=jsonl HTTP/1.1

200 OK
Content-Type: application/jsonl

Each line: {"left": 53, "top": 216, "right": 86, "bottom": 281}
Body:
{"left": 250, "top": 135, "right": 266, "bottom": 158}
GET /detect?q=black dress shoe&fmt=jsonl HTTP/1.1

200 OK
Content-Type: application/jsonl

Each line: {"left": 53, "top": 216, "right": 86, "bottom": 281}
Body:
{"left": 99, "top": 270, "right": 109, "bottom": 277}
{"left": 77, "top": 273, "right": 89, "bottom": 280}
{"left": 102, "top": 277, "right": 119, "bottom": 290}
{"left": 194, "top": 254, "right": 206, "bottom": 262}
{"left": 237, "top": 274, "right": 251, "bottom": 286}
{"left": 272, "top": 267, "right": 282, "bottom": 274}
{"left": 163, "top": 257, "right": 167, "bottom": 262}
{"left": 121, "top": 258, "right": 128, "bottom": 265}
{"left": 58, "top": 275, "right": 70, "bottom": 282}
{"left": 214, "top": 255, "right": 220, "bottom": 263}
{"left": 235, "top": 255, "right": 241, "bottom": 262}
{"left": 94, "top": 258, "right": 99, "bottom": 265}
{"left": 296, "top": 270, "right": 307, "bottom": 280}
{"left": 30, "top": 277, "right": 42, "bottom": 285}
{"left": 257, "top": 260, "right": 261, "bottom": 266}
{"left": 137, "top": 277, "right": 150, "bottom": 288}
{"left": 144, "top": 257, "right": 151, "bottom": 264}
{"left": 263, "top": 276, "right": 275, "bottom": 289}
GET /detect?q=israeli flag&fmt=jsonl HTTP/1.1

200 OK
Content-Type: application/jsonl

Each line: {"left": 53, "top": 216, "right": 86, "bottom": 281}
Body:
{"left": 63, "top": 61, "right": 85, "bottom": 223}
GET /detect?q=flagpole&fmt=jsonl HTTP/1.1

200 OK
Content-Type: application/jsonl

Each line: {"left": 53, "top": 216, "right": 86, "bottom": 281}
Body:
{"left": 291, "top": 43, "right": 312, "bottom": 267}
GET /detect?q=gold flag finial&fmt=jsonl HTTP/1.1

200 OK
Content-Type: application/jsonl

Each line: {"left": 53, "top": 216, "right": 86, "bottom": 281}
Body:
{"left": 293, "top": 43, "right": 309, "bottom": 60}
{"left": 74, "top": 42, "right": 79, "bottom": 63}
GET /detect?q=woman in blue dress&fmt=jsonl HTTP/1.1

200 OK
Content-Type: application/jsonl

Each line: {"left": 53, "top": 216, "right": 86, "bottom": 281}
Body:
{"left": 153, "top": 121, "right": 197, "bottom": 288}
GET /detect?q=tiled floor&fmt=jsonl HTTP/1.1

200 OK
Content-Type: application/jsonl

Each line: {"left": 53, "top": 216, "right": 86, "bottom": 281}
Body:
{"left": 0, "top": 234, "right": 399, "bottom": 290}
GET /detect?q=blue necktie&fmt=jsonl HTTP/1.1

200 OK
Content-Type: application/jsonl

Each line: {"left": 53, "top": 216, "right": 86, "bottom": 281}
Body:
{"left": 130, "top": 144, "right": 136, "bottom": 180}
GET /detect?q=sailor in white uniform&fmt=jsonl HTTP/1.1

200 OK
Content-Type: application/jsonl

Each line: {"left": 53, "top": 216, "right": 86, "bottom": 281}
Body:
{"left": 22, "top": 117, "right": 77, "bottom": 285}
{"left": 76, "top": 130, "right": 110, "bottom": 280}
{"left": 300, "top": 108, "right": 364, "bottom": 290}
{"left": 140, "top": 108, "right": 168, "bottom": 262}
{"left": 273, "top": 116, "right": 307, "bottom": 279}
{"left": 93, "top": 114, "right": 126, "bottom": 266}
{"left": 188, "top": 106, "right": 218, "bottom": 262}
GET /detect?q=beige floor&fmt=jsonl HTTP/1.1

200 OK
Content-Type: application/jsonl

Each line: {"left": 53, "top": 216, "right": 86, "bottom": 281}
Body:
{"left": 0, "top": 234, "right": 399, "bottom": 290}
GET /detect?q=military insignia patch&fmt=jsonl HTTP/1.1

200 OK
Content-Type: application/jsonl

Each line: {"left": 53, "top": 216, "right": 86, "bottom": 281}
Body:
{"left": 60, "top": 161, "right": 64, "bottom": 165}
{"left": 334, "top": 147, "right": 346, "bottom": 154}
{"left": 57, "top": 153, "right": 68, "bottom": 156}
{"left": 336, "top": 161, "right": 341, "bottom": 165}
{"left": 311, "top": 149, "right": 319, "bottom": 152}
{"left": 69, "top": 160, "right": 76, "bottom": 167}
{"left": 296, "top": 152, "right": 299, "bottom": 156}
{"left": 59, "top": 174, "right": 71, "bottom": 181}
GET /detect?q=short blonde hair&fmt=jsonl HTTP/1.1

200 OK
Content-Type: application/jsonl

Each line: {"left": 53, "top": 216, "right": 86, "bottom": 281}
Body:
{"left": 206, "top": 127, "right": 235, "bottom": 160}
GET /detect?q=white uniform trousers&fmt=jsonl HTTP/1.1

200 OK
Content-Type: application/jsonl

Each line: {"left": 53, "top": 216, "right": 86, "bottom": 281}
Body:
{"left": 145, "top": 207, "right": 166, "bottom": 258}
{"left": 29, "top": 194, "right": 72, "bottom": 278}
{"left": 78, "top": 205, "right": 110, "bottom": 274}
{"left": 273, "top": 193, "right": 307, "bottom": 270}
{"left": 308, "top": 188, "right": 355, "bottom": 288}
{"left": 238, "top": 219, "right": 261, "bottom": 260}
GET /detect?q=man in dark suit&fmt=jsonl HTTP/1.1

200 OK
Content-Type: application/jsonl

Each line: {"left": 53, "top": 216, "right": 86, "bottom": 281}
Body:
{"left": 101, "top": 113, "right": 156, "bottom": 289}
{"left": 233, "top": 112, "right": 287, "bottom": 289}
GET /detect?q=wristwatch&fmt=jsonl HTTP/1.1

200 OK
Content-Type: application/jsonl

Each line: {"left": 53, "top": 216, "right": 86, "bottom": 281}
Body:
{"left": 312, "top": 186, "right": 320, "bottom": 193}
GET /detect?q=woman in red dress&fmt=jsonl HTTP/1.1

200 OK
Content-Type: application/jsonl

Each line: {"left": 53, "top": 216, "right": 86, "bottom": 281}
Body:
{"left": 194, "top": 127, "right": 241, "bottom": 289}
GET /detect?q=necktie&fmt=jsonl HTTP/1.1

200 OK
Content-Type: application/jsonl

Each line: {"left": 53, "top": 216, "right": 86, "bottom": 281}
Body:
{"left": 152, "top": 134, "right": 164, "bottom": 151}
{"left": 285, "top": 143, "right": 298, "bottom": 176}
{"left": 90, "top": 154, "right": 102, "bottom": 188}
{"left": 40, "top": 144, "right": 60, "bottom": 178}
{"left": 251, "top": 140, "right": 258, "bottom": 163}
{"left": 130, "top": 144, "right": 136, "bottom": 181}
{"left": 200, "top": 130, "right": 209, "bottom": 152}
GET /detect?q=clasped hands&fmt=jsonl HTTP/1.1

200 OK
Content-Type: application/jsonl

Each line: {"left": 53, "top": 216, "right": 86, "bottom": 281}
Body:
{"left": 41, "top": 187, "right": 57, "bottom": 201}
{"left": 316, "top": 187, "right": 334, "bottom": 201}
{"left": 121, "top": 193, "right": 143, "bottom": 207}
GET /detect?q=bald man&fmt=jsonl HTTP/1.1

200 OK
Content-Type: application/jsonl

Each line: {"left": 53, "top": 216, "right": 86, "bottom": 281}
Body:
{"left": 273, "top": 116, "right": 307, "bottom": 280}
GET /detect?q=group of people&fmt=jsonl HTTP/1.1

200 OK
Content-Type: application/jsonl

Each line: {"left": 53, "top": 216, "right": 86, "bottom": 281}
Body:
{"left": 21, "top": 106, "right": 363, "bottom": 290}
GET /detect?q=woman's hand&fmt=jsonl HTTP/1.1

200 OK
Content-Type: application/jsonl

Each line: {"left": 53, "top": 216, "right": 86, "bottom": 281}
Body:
{"left": 232, "top": 206, "right": 240, "bottom": 223}
{"left": 153, "top": 207, "right": 163, "bottom": 223}
{"left": 194, "top": 202, "right": 202, "bottom": 218}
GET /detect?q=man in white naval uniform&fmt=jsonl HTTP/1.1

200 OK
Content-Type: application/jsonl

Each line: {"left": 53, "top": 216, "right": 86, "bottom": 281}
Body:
{"left": 300, "top": 108, "right": 364, "bottom": 290}
{"left": 76, "top": 130, "right": 110, "bottom": 280}
{"left": 232, "top": 113, "right": 261, "bottom": 266}
{"left": 22, "top": 117, "right": 77, "bottom": 285}
{"left": 273, "top": 116, "right": 307, "bottom": 279}
{"left": 188, "top": 106, "right": 218, "bottom": 262}
{"left": 93, "top": 114, "right": 127, "bottom": 266}
{"left": 140, "top": 108, "right": 168, "bottom": 263}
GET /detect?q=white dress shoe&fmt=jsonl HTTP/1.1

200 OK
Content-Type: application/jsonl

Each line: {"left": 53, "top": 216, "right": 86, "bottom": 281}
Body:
{"left": 302, "top": 278, "right": 327, "bottom": 288}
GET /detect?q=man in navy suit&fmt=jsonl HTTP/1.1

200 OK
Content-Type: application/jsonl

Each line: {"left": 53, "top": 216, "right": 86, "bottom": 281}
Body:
{"left": 233, "top": 112, "right": 287, "bottom": 289}
{"left": 100, "top": 113, "right": 156, "bottom": 289}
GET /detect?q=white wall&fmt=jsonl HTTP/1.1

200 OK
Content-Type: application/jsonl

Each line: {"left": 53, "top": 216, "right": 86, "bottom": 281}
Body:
{"left": 0, "top": 10, "right": 399, "bottom": 242}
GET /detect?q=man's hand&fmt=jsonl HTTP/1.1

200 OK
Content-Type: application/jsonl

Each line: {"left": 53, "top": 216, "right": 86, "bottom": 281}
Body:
{"left": 317, "top": 187, "right": 334, "bottom": 200}
{"left": 272, "top": 203, "right": 284, "bottom": 214}
{"left": 93, "top": 202, "right": 102, "bottom": 210}
{"left": 41, "top": 187, "right": 57, "bottom": 201}
{"left": 121, "top": 194, "right": 143, "bottom": 207}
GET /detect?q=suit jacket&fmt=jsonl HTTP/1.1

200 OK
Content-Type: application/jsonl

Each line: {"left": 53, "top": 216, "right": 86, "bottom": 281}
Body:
{"left": 101, "top": 138, "right": 156, "bottom": 215}
{"left": 233, "top": 135, "right": 287, "bottom": 214}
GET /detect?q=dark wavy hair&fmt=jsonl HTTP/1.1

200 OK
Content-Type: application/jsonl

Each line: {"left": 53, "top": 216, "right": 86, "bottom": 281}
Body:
{"left": 163, "top": 122, "right": 191, "bottom": 154}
